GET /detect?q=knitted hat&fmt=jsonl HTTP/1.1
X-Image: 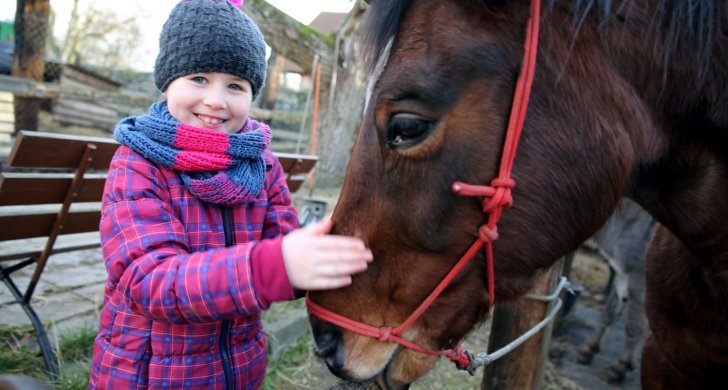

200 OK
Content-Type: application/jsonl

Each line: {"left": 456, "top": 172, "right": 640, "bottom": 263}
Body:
{"left": 154, "top": 0, "right": 267, "bottom": 98}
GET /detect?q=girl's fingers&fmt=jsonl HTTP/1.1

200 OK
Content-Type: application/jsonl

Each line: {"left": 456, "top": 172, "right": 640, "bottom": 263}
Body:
{"left": 317, "top": 259, "right": 369, "bottom": 277}
{"left": 314, "top": 276, "right": 353, "bottom": 290}
{"left": 301, "top": 217, "right": 333, "bottom": 236}
{"left": 309, "top": 236, "right": 368, "bottom": 251}
{"left": 311, "top": 249, "right": 373, "bottom": 267}
{"left": 282, "top": 220, "right": 374, "bottom": 290}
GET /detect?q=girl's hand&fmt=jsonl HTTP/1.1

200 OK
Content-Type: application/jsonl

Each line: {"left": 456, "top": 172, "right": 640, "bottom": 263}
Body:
{"left": 282, "top": 218, "right": 373, "bottom": 290}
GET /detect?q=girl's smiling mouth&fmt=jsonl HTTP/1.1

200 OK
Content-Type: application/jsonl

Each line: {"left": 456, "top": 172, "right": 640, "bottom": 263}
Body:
{"left": 196, "top": 113, "right": 226, "bottom": 125}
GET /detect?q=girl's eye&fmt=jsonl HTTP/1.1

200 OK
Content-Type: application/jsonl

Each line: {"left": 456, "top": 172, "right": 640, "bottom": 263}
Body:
{"left": 228, "top": 83, "right": 242, "bottom": 91}
{"left": 385, "top": 113, "right": 434, "bottom": 149}
{"left": 192, "top": 76, "right": 207, "bottom": 84}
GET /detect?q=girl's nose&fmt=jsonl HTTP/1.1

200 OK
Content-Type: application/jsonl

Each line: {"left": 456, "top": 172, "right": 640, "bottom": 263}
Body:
{"left": 202, "top": 88, "right": 227, "bottom": 109}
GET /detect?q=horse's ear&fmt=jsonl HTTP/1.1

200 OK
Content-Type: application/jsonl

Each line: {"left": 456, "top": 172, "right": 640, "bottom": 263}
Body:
{"left": 484, "top": 0, "right": 507, "bottom": 10}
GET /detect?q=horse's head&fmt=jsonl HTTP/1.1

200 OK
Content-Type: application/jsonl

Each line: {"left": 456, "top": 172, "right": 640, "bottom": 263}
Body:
{"left": 309, "top": 0, "right": 665, "bottom": 387}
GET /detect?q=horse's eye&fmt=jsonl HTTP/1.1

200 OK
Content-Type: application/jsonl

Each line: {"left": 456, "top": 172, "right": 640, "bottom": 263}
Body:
{"left": 386, "top": 114, "right": 434, "bottom": 149}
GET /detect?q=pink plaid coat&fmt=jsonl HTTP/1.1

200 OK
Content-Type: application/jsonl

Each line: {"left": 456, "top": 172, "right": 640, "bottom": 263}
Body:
{"left": 90, "top": 145, "right": 299, "bottom": 389}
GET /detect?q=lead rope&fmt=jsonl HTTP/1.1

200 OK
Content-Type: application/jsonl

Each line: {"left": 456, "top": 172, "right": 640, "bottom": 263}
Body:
{"left": 306, "top": 0, "right": 544, "bottom": 373}
{"left": 456, "top": 277, "right": 572, "bottom": 374}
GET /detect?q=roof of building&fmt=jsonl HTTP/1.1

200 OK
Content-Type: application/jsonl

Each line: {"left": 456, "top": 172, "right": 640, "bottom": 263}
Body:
{"left": 309, "top": 12, "right": 347, "bottom": 34}
{"left": 280, "top": 12, "right": 348, "bottom": 75}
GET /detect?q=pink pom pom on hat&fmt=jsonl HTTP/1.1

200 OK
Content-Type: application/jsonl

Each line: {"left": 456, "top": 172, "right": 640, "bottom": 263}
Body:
{"left": 229, "top": 0, "right": 243, "bottom": 7}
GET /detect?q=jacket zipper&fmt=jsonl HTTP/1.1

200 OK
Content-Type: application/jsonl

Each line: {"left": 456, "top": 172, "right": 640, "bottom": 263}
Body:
{"left": 220, "top": 207, "right": 234, "bottom": 390}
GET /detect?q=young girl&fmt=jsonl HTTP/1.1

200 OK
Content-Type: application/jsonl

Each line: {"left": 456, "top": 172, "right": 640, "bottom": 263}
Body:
{"left": 89, "top": 1, "right": 372, "bottom": 388}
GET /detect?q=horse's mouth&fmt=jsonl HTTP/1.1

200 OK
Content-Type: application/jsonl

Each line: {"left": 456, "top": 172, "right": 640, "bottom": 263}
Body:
{"left": 326, "top": 356, "right": 410, "bottom": 390}
{"left": 355, "top": 365, "right": 410, "bottom": 390}
{"left": 375, "top": 367, "right": 411, "bottom": 390}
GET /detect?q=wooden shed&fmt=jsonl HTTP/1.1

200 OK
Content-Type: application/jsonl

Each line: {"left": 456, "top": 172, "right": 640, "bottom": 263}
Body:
{"left": 52, "top": 64, "right": 122, "bottom": 131}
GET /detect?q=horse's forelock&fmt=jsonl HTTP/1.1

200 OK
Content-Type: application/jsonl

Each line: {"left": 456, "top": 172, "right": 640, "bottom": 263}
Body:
{"left": 360, "top": 0, "right": 414, "bottom": 75}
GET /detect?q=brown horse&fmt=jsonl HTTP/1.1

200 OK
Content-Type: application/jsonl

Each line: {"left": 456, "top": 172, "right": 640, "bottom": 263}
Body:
{"left": 307, "top": 0, "right": 728, "bottom": 388}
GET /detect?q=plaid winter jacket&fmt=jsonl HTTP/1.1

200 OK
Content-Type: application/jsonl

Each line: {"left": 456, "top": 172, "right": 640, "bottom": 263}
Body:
{"left": 90, "top": 145, "right": 299, "bottom": 389}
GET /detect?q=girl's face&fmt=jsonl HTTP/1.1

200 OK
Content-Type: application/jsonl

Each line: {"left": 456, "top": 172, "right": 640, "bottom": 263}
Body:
{"left": 166, "top": 72, "right": 253, "bottom": 133}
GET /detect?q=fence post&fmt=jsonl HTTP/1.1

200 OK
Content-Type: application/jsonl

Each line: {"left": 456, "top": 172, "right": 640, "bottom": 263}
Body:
{"left": 481, "top": 259, "right": 565, "bottom": 389}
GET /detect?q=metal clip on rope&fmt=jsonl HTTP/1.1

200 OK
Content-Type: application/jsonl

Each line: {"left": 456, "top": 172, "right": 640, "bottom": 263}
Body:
{"left": 457, "top": 277, "right": 571, "bottom": 375}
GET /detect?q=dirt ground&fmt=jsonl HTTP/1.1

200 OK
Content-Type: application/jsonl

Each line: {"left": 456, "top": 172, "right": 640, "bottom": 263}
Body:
{"left": 548, "top": 250, "right": 642, "bottom": 390}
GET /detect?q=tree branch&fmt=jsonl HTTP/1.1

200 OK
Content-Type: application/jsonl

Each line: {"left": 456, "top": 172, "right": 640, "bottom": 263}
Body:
{"left": 244, "top": 0, "right": 334, "bottom": 77}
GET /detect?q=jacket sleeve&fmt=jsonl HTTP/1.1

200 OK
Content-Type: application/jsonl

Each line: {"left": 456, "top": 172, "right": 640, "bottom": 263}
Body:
{"left": 261, "top": 153, "right": 300, "bottom": 238}
{"left": 100, "top": 147, "right": 280, "bottom": 324}
{"left": 249, "top": 154, "right": 301, "bottom": 308}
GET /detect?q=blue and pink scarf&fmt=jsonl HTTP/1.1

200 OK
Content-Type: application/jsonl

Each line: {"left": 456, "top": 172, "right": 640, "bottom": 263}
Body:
{"left": 114, "top": 101, "right": 271, "bottom": 206}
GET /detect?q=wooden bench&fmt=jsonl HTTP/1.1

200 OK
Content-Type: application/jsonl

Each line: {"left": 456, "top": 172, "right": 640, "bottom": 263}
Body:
{"left": 0, "top": 130, "right": 317, "bottom": 377}
{"left": 274, "top": 151, "right": 318, "bottom": 193}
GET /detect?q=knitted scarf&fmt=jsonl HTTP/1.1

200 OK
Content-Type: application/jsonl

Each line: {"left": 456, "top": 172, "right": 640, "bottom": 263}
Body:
{"left": 114, "top": 101, "right": 271, "bottom": 206}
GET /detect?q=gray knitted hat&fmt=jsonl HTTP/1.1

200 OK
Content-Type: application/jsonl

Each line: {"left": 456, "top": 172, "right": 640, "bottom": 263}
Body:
{"left": 154, "top": 0, "right": 267, "bottom": 98}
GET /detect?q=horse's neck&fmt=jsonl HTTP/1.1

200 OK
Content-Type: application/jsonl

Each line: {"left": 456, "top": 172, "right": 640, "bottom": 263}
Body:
{"left": 633, "top": 137, "right": 728, "bottom": 275}
{"left": 619, "top": 7, "right": 728, "bottom": 270}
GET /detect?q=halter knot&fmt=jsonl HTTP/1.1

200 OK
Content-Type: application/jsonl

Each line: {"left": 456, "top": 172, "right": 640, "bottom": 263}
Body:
{"left": 478, "top": 225, "right": 499, "bottom": 242}
{"left": 378, "top": 327, "right": 393, "bottom": 342}
{"left": 482, "top": 178, "right": 515, "bottom": 213}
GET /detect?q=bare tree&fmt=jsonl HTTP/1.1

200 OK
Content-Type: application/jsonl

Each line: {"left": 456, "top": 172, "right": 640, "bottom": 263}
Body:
{"left": 59, "top": 0, "right": 142, "bottom": 69}
{"left": 12, "top": 0, "right": 50, "bottom": 132}
{"left": 59, "top": 0, "right": 81, "bottom": 63}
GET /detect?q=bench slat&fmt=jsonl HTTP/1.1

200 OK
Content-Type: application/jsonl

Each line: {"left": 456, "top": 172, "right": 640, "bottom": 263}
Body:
{"left": 0, "top": 210, "right": 101, "bottom": 241}
{"left": 276, "top": 153, "right": 318, "bottom": 176}
{"left": 8, "top": 131, "right": 119, "bottom": 170}
{"left": 0, "top": 241, "right": 100, "bottom": 262}
{"left": 287, "top": 176, "right": 306, "bottom": 193}
{"left": 0, "top": 172, "right": 107, "bottom": 205}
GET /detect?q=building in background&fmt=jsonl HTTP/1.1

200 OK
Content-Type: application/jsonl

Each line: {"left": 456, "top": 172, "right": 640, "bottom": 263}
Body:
{"left": 278, "top": 12, "right": 347, "bottom": 91}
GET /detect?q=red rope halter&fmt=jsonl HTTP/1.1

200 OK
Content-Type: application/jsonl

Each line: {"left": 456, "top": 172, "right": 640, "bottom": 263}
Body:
{"left": 306, "top": 0, "right": 542, "bottom": 371}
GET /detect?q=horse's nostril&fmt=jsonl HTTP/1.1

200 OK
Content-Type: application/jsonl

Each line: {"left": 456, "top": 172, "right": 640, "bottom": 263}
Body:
{"left": 314, "top": 326, "right": 348, "bottom": 377}
{"left": 314, "top": 331, "right": 339, "bottom": 358}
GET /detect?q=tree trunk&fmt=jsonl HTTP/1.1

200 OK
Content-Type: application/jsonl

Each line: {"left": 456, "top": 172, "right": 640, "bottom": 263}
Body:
{"left": 316, "top": 1, "right": 368, "bottom": 187}
{"left": 12, "top": 0, "right": 50, "bottom": 133}
{"left": 260, "top": 51, "right": 283, "bottom": 110}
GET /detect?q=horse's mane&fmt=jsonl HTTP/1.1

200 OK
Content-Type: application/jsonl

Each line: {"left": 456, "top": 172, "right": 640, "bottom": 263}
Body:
{"left": 359, "top": 0, "right": 722, "bottom": 76}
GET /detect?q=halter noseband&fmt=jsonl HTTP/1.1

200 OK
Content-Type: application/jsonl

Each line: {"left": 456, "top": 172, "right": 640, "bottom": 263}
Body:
{"left": 306, "top": 0, "right": 542, "bottom": 372}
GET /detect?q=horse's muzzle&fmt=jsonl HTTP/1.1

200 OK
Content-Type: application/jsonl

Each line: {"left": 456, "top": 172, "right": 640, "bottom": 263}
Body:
{"left": 313, "top": 325, "right": 349, "bottom": 378}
